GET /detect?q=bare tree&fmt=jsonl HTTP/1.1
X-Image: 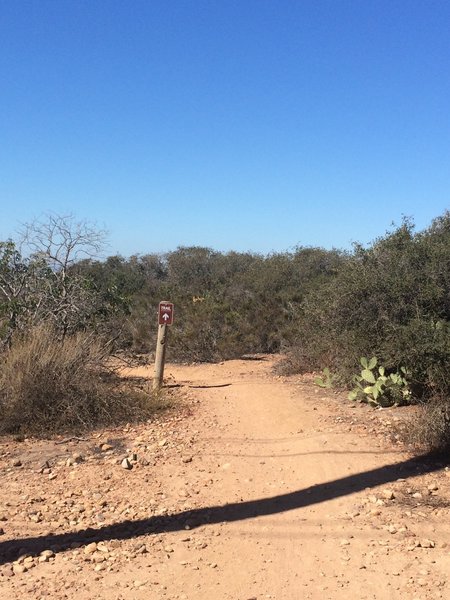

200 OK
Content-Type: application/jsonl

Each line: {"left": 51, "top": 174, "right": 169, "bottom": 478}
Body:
{"left": 0, "top": 215, "right": 109, "bottom": 343}
{"left": 21, "top": 214, "right": 107, "bottom": 280}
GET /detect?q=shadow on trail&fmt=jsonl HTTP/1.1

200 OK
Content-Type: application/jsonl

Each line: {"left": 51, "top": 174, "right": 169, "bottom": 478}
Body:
{"left": 0, "top": 453, "right": 443, "bottom": 565}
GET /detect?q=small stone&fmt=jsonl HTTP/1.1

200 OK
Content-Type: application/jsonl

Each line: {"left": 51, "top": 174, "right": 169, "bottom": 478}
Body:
{"left": 13, "top": 564, "right": 27, "bottom": 575}
{"left": 182, "top": 456, "right": 193, "bottom": 463}
{"left": 340, "top": 539, "right": 350, "bottom": 546}
{"left": 121, "top": 458, "right": 133, "bottom": 470}
{"left": 382, "top": 489, "right": 395, "bottom": 500}
{"left": 100, "top": 443, "right": 114, "bottom": 452}
{"left": 427, "top": 483, "right": 439, "bottom": 492}
{"left": 387, "top": 525, "right": 397, "bottom": 534}
{"left": 158, "top": 439, "right": 168, "bottom": 447}
{"left": 48, "top": 473, "right": 57, "bottom": 480}
{"left": 84, "top": 542, "right": 98, "bottom": 555}
{"left": 11, "top": 459, "right": 22, "bottom": 467}
{"left": 412, "top": 492, "right": 423, "bottom": 499}
{"left": 1, "top": 565, "right": 14, "bottom": 577}
{"left": 419, "top": 539, "right": 435, "bottom": 548}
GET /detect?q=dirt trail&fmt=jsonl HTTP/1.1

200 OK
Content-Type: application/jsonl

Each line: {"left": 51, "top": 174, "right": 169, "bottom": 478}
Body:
{"left": 0, "top": 356, "right": 449, "bottom": 599}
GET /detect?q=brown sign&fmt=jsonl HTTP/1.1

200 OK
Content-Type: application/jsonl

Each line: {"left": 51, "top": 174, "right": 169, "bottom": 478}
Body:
{"left": 158, "top": 301, "right": 174, "bottom": 325}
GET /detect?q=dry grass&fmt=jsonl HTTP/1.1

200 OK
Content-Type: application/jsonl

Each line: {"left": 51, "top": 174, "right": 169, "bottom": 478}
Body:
{"left": 405, "top": 396, "right": 450, "bottom": 455}
{"left": 0, "top": 326, "right": 168, "bottom": 435}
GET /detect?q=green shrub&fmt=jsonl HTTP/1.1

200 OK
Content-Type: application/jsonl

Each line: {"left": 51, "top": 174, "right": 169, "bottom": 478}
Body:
{"left": 284, "top": 212, "right": 450, "bottom": 401}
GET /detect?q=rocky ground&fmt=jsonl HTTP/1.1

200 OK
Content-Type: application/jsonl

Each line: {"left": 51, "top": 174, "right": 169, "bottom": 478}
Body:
{"left": 0, "top": 356, "right": 449, "bottom": 599}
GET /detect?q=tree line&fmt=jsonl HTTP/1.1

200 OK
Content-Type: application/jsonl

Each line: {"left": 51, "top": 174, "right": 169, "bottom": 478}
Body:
{"left": 0, "top": 212, "right": 449, "bottom": 441}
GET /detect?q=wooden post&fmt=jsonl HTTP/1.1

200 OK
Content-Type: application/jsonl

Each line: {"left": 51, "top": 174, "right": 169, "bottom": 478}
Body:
{"left": 153, "top": 323, "right": 168, "bottom": 390}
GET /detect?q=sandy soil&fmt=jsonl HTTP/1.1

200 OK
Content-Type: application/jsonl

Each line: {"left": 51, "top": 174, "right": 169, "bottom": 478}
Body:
{"left": 0, "top": 355, "right": 449, "bottom": 599}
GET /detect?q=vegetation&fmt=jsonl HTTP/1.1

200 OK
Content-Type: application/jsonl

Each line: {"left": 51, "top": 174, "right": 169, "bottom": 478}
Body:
{"left": 0, "top": 326, "right": 158, "bottom": 435}
{"left": 347, "top": 357, "right": 411, "bottom": 407}
{"left": 0, "top": 211, "right": 448, "bottom": 447}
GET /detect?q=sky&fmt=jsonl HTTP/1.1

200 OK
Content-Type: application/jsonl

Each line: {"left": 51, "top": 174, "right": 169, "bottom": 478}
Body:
{"left": 1, "top": 1, "right": 449, "bottom": 257}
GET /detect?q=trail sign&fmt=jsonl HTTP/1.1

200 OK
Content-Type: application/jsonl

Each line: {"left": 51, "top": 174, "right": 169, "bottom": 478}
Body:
{"left": 158, "top": 301, "right": 174, "bottom": 326}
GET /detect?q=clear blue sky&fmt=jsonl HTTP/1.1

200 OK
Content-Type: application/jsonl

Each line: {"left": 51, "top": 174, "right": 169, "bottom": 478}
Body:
{"left": 1, "top": 1, "right": 449, "bottom": 256}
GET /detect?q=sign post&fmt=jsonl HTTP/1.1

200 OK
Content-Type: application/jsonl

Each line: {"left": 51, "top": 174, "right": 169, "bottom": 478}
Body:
{"left": 153, "top": 302, "right": 174, "bottom": 390}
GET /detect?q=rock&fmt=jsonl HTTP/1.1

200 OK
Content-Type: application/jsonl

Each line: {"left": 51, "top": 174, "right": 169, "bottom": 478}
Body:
{"left": 427, "top": 483, "right": 439, "bottom": 492}
{"left": 1, "top": 565, "right": 14, "bottom": 577}
{"left": 48, "top": 473, "right": 57, "bottom": 480}
{"left": 11, "top": 459, "right": 22, "bottom": 467}
{"left": 100, "top": 444, "right": 114, "bottom": 452}
{"left": 387, "top": 525, "right": 397, "bottom": 534}
{"left": 121, "top": 458, "right": 133, "bottom": 470}
{"left": 419, "top": 539, "right": 435, "bottom": 548}
{"left": 13, "top": 564, "right": 27, "bottom": 575}
{"left": 382, "top": 489, "right": 395, "bottom": 500}
{"left": 38, "top": 555, "right": 50, "bottom": 563}
{"left": 84, "top": 542, "right": 98, "bottom": 555}
{"left": 23, "top": 556, "right": 35, "bottom": 568}
{"left": 182, "top": 456, "right": 193, "bottom": 464}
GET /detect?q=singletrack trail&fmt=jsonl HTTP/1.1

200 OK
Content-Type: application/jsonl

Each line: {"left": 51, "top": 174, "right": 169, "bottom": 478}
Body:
{"left": 0, "top": 356, "right": 449, "bottom": 599}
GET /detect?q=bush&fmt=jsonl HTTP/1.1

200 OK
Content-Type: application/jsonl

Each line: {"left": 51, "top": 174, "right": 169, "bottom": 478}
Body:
{"left": 0, "top": 326, "right": 164, "bottom": 435}
{"left": 283, "top": 213, "right": 450, "bottom": 401}
{"left": 408, "top": 396, "right": 450, "bottom": 454}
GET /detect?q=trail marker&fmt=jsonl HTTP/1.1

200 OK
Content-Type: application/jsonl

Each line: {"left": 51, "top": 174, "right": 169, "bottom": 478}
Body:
{"left": 153, "top": 301, "right": 174, "bottom": 390}
{"left": 158, "top": 302, "right": 174, "bottom": 325}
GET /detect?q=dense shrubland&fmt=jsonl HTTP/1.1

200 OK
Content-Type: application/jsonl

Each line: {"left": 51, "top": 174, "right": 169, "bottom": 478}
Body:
{"left": 0, "top": 212, "right": 449, "bottom": 446}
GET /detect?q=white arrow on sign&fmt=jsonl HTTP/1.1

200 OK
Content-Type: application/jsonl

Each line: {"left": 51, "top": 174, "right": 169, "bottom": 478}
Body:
{"left": 162, "top": 313, "right": 170, "bottom": 321}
